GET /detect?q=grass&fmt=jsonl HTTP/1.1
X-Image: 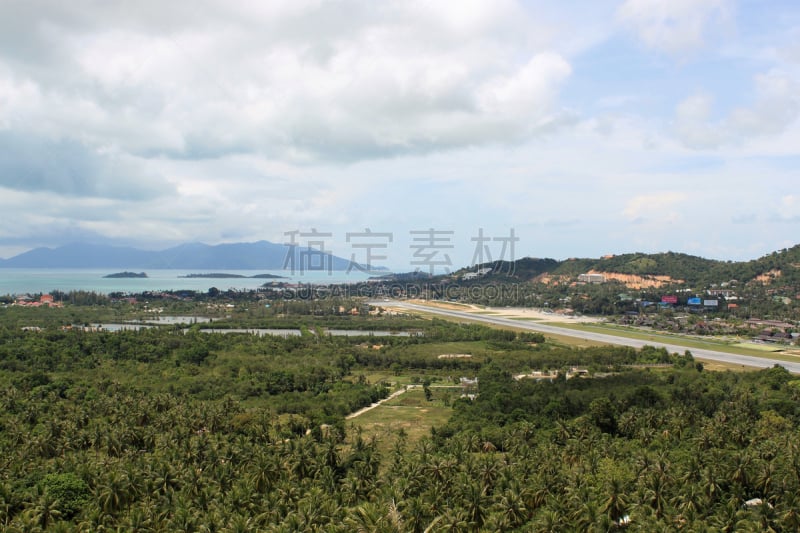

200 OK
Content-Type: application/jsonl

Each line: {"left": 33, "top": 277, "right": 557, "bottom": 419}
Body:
{"left": 362, "top": 371, "right": 406, "bottom": 386}
{"left": 699, "top": 360, "right": 755, "bottom": 372}
{"left": 541, "top": 321, "right": 799, "bottom": 360}
{"left": 394, "top": 306, "right": 610, "bottom": 348}
{"left": 360, "top": 372, "right": 456, "bottom": 388}
{"left": 731, "top": 342, "right": 785, "bottom": 352}
{"left": 394, "top": 340, "right": 496, "bottom": 359}
{"left": 349, "top": 388, "right": 453, "bottom": 452}
{"left": 543, "top": 333, "right": 611, "bottom": 348}
{"left": 396, "top": 302, "right": 800, "bottom": 364}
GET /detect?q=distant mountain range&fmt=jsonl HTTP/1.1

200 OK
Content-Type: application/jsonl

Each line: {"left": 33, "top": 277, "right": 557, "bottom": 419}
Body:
{"left": 0, "top": 241, "right": 383, "bottom": 271}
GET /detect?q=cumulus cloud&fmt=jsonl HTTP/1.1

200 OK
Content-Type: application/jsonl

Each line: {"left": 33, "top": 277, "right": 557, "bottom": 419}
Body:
{"left": 674, "top": 70, "right": 800, "bottom": 149}
{"left": 730, "top": 71, "right": 800, "bottom": 136}
{"left": 1, "top": 0, "right": 798, "bottom": 263}
{"left": 617, "top": 0, "right": 731, "bottom": 56}
{"left": 0, "top": 0, "right": 574, "bottom": 163}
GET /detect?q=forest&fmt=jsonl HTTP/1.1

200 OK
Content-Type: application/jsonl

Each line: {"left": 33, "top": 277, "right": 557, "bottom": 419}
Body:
{"left": 2, "top": 300, "right": 800, "bottom": 531}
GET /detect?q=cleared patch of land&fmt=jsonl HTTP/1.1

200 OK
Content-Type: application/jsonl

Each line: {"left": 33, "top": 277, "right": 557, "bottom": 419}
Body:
{"left": 699, "top": 360, "right": 755, "bottom": 372}
{"left": 346, "top": 385, "right": 418, "bottom": 420}
{"left": 349, "top": 388, "right": 453, "bottom": 451}
{"left": 731, "top": 342, "right": 786, "bottom": 352}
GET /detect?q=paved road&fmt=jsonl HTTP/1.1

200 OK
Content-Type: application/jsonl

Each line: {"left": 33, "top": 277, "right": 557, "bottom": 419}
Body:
{"left": 378, "top": 301, "right": 800, "bottom": 373}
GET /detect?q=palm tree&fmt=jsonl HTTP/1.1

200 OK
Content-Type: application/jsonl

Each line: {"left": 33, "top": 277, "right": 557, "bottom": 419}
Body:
{"left": 121, "top": 504, "right": 155, "bottom": 532}
{"left": 601, "top": 477, "right": 629, "bottom": 523}
{"left": 642, "top": 472, "right": 669, "bottom": 519}
{"left": 166, "top": 498, "right": 202, "bottom": 532}
{"left": 342, "top": 501, "right": 402, "bottom": 533}
{"left": 494, "top": 480, "right": 528, "bottom": 529}
{"left": 24, "top": 488, "right": 62, "bottom": 530}
{"left": 401, "top": 495, "right": 430, "bottom": 533}
{"left": 778, "top": 491, "right": 800, "bottom": 530}
{"left": 708, "top": 498, "right": 744, "bottom": 533}
{"left": 476, "top": 455, "right": 499, "bottom": 492}
{"left": 570, "top": 497, "right": 602, "bottom": 533}
{"left": 754, "top": 461, "right": 776, "bottom": 497}
{"left": 434, "top": 507, "right": 470, "bottom": 532}
{"left": 459, "top": 480, "right": 488, "bottom": 531}
{"left": 425, "top": 457, "right": 455, "bottom": 488}
{"left": 532, "top": 509, "right": 564, "bottom": 533}
{"left": 93, "top": 470, "right": 131, "bottom": 515}
{"left": 249, "top": 453, "right": 281, "bottom": 494}
{"left": 670, "top": 483, "right": 702, "bottom": 524}
{"left": 729, "top": 450, "right": 751, "bottom": 496}
{"left": 701, "top": 466, "right": 722, "bottom": 507}
{"left": 221, "top": 513, "right": 259, "bottom": 533}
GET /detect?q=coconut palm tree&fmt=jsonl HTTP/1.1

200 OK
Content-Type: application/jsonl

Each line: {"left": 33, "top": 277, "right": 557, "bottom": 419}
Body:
{"left": 601, "top": 477, "right": 629, "bottom": 523}
{"left": 459, "top": 479, "right": 488, "bottom": 531}
{"left": 23, "top": 488, "right": 62, "bottom": 531}
{"left": 494, "top": 480, "right": 528, "bottom": 529}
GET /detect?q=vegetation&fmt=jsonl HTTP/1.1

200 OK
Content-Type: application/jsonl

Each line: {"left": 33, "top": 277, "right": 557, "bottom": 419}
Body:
{"left": 482, "top": 244, "right": 800, "bottom": 287}
{"left": 2, "top": 299, "right": 800, "bottom": 530}
{"left": 352, "top": 244, "right": 800, "bottom": 321}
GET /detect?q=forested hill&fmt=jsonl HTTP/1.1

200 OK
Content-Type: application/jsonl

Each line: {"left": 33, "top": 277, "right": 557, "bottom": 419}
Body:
{"left": 475, "top": 244, "right": 800, "bottom": 287}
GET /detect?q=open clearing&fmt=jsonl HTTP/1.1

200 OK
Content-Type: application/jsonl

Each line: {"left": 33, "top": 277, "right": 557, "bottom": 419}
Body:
{"left": 348, "top": 387, "right": 453, "bottom": 451}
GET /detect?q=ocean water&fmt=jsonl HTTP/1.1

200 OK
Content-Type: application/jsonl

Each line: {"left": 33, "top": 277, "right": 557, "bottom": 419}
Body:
{"left": 0, "top": 268, "right": 376, "bottom": 295}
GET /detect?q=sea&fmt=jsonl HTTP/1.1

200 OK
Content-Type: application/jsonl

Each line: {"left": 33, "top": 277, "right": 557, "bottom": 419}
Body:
{"left": 0, "top": 268, "right": 378, "bottom": 296}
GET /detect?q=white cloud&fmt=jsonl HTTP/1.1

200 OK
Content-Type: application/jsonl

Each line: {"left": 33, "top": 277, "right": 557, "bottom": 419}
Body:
{"left": 477, "top": 53, "right": 572, "bottom": 118}
{"left": 674, "top": 70, "right": 800, "bottom": 149}
{"left": 623, "top": 191, "right": 687, "bottom": 221}
{"left": 778, "top": 195, "right": 800, "bottom": 221}
{"left": 730, "top": 70, "right": 800, "bottom": 136}
{"left": 0, "top": 1, "right": 576, "bottom": 165}
{"left": 617, "top": 0, "right": 731, "bottom": 56}
{"left": 0, "top": 0, "right": 799, "bottom": 264}
{"left": 674, "top": 93, "right": 727, "bottom": 149}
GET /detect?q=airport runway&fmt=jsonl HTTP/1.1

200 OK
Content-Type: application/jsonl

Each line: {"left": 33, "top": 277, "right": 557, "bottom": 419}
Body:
{"left": 379, "top": 301, "right": 800, "bottom": 373}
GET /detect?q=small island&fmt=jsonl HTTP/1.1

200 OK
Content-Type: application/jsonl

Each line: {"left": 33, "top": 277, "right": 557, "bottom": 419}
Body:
{"left": 179, "top": 273, "right": 285, "bottom": 279}
{"left": 103, "top": 272, "right": 148, "bottom": 278}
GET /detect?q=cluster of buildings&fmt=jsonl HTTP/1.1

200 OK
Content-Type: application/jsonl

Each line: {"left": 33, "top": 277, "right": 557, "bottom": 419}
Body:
{"left": 461, "top": 267, "right": 493, "bottom": 281}
{"left": 12, "top": 294, "right": 62, "bottom": 308}
{"left": 745, "top": 319, "right": 799, "bottom": 344}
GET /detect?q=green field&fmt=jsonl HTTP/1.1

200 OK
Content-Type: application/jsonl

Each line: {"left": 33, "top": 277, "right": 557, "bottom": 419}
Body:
{"left": 546, "top": 321, "right": 800, "bottom": 360}
{"left": 349, "top": 387, "right": 453, "bottom": 451}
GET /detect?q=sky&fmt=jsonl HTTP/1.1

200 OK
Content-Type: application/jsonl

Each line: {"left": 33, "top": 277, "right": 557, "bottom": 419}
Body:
{"left": 1, "top": 0, "right": 799, "bottom": 271}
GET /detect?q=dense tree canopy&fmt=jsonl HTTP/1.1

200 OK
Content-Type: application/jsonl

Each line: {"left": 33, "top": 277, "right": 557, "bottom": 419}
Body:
{"left": 1, "top": 301, "right": 800, "bottom": 530}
